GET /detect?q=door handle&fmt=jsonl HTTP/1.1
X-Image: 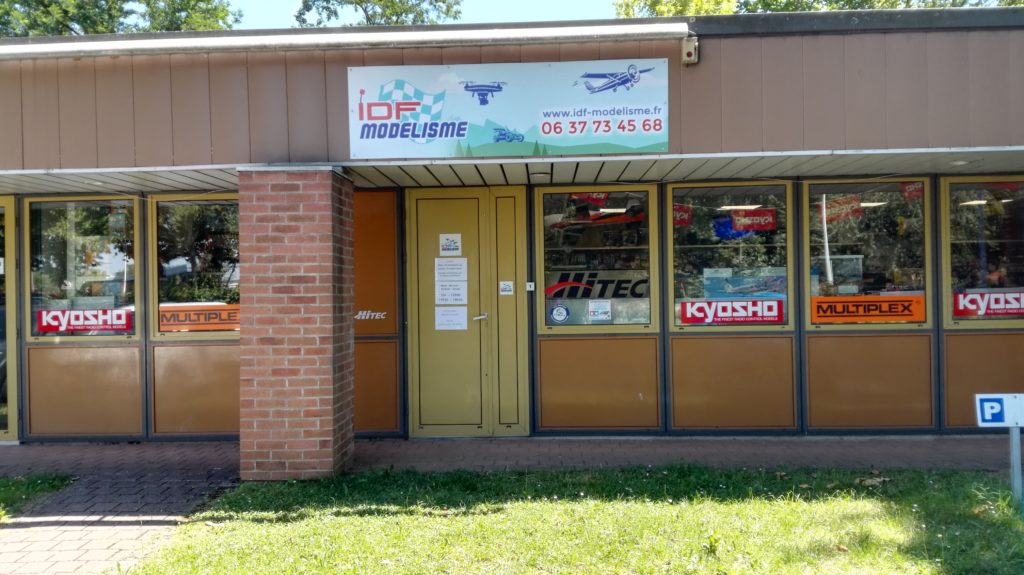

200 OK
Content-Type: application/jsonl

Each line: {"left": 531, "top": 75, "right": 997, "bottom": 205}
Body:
{"left": 472, "top": 313, "right": 489, "bottom": 321}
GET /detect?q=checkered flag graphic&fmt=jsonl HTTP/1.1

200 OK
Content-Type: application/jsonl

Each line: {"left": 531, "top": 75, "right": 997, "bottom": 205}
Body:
{"left": 378, "top": 80, "right": 446, "bottom": 142}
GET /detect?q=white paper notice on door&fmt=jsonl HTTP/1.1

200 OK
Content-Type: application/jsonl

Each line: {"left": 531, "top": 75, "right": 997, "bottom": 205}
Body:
{"left": 436, "top": 281, "right": 468, "bottom": 305}
{"left": 435, "top": 258, "right": 468, "bottom": 281}
{"left": 435, "top": 306, "right": 467, "bottom": 330}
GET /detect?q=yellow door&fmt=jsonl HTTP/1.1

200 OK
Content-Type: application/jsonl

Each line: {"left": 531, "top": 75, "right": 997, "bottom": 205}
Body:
{"left": 0, "top": 197, "right": 17, "bottom": 441}
{"left": 407, "top": 187, "right": 529, "bottom": 437}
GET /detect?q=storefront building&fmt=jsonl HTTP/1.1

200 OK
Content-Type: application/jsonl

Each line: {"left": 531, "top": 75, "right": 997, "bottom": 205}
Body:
{"left": 0, "top": 9, "right": 1022, "bottom": 479}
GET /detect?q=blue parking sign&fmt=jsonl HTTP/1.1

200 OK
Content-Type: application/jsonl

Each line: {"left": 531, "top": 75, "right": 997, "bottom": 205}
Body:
{"left": 976, "top": 394, "right": 1021, "bottom": 427}
{"left": 979, "top": 398, "right": 1005, "bottom": 423}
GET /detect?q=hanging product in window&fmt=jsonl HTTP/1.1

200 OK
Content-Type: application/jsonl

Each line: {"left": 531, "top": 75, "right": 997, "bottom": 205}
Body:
{"left": 807, "top": 180, "right": 928, "bottom": 325}
{"left": 29, "top": 200, "right": 137, "bottom": 337}
{"left": 672, "top": 184, "right": 789, "bottom": 326}
{"left": 542, "top": 191, "right": 650, "bottom": 326}
{"left": 155, "top": 200, "right": 240, "bottom": 333}
{"left": 948, "top": 180, "right": 1024, "bottom": 321}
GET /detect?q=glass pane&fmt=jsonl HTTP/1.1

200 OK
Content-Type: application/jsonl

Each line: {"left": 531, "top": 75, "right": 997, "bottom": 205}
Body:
{"left": 807, "top": 182, "right": 927, "bottom": 325}
{"left": 948, "top": 181, "right": 1024, "bottom": 321}
{"left": 542, "top": 191, "right": 650, "bottom": 326}
{"left": 156, "top": 201, "right": 240, "bottom": 333}
{"left": 672, "top": 185, "right": 788, "bottom": 326}
{"left": 29, "top": 200, "right": 135, "bottom": 337}
{"left": 0, "top": 207, "right": 6, "bottom": 434}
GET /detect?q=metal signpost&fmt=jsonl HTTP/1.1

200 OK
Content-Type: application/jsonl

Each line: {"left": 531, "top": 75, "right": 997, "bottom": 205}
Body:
{"left": 976, "top": 394, "right": 1024, "bottom": 513}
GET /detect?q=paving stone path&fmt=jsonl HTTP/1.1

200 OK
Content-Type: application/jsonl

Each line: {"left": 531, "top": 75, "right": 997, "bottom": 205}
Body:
{"left": 0, "top": 435, "right": 1015, "bottom": 574}
{"left": 0, "top": 443, "right": 238, "bottom": 575}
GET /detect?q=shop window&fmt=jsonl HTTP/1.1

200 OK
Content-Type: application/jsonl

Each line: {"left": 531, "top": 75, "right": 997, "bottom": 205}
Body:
{"left": 28, "top": 199, "right": 137, "bottom": 337}
{"left": 947, "top": 180, "right": 1024, "bottom": 322}
{"left": 671, "top": 183, "right": 790, "bottom": 327}
{"left": 154, "top": 199, "right": 239, "bottom": 334}
{"left": 807, "top": 180, "right": 929, "bottom": 326}
{"left": 540, "top": 188, "right": 655, "bottom": 328}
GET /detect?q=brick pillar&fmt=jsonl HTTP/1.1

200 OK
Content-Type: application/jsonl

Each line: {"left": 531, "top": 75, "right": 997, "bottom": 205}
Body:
{"left": 238, "top": 167, "right": 355, "bottom": 480}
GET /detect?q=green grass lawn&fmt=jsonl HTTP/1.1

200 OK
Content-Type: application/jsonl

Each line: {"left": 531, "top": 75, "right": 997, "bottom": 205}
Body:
{"left": 132, "top": 466, "right": 1024, "bottom": 575}
{"left": 0, "top": 474, "right": 70, "bottom": 522}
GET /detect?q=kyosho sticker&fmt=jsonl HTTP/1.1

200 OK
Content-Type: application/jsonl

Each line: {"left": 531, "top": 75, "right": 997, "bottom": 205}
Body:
{"left": 953, "top": 291, "right": 1024, "bottom": 318}
{"left": 680, "top": 299, "right": 784, "bottom": 324}
{"left": 37, "top": 309, "right": 133, "bottom": 332}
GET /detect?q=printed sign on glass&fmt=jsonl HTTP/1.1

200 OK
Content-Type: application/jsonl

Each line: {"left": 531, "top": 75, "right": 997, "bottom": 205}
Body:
{"left": 819, "top": 195, "right": 863, "bottom": 223}
{"left": 349, "top": 59, "right": 668, "bottom": 159}
{"left": 680, "top": 299, "right": 784, "bottom": 325}
{"left": 953, "top": 290, "right": 1024, "bottom": 319}
{"left": 731, "top": 208, "right": 777, "bottom": 231}
{"left": 811, "top": 295, "right": 926, "bottom": 324}
{"left": 672, "top": 203, "right": 692, "bottom": 227}
{"left": 159, "top": 304, "right": 239, "bottom": 332}
{"left": 37, "top": 309, "right": 133, "bottom": 333}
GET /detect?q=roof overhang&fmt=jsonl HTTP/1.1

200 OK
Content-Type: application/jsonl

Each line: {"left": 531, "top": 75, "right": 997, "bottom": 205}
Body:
{"left": 0, "top": 21, "right": 690, "bottom": 60}
{"left": 1, "top": 147, "right": 1023, "bottom": 194}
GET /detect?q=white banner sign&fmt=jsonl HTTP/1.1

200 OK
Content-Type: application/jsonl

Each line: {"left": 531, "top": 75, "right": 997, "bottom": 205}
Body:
{"left": 349, "top": 59, "right": 668, "bottom": 159}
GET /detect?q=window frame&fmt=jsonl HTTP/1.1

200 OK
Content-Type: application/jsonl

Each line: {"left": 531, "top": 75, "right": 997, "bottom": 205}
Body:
{"left": 802, "top": 177, "right": 933, "bottom": 332}
{"left": 147, "top": 193, "right": 240, "bottom": 341}
{"left": 535, "top": 184, "right": 660, "bottom": 335}
{"left": 23, "top": 195, "right": 142, "bottom": 343}
{"left": 940, "top": 175, "right": 1024, "bottom": 331}
{"left": 666, "top": 180, "right": 795, "bottom": 333}
{"left": 0, "top": 196, "right": 18, "bottom": 441}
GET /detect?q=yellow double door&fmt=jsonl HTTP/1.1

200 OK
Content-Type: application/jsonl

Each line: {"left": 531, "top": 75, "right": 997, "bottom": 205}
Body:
{"left": 406, "top": 187, "right": 529, "bottom": 437}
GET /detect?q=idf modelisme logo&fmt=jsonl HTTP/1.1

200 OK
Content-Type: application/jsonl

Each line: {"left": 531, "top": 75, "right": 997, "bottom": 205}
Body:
{"left": 954, "top": 291, "right": 1024, "bottom": 317}
{"left": 681, "top": 299, "right": 783, "bottom": 324}
{"left": 545, "top": 272, "right": 649, "bottom": 299}
{"left": 357, "top": 80, "right": 468, "bottom": 143}
{"left": 37, "top": 309, "right": 132, "bottom": 332}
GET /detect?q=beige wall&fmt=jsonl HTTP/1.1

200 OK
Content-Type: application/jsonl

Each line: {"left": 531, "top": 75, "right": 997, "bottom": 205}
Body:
{"left": 1, "top": 30, "right": 1022, "bottom": 171}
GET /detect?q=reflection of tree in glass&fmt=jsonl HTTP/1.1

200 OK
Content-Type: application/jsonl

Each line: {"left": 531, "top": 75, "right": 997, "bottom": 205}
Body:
{"left": 808, "top": 184, "right": 925, "bottom": 294}
{"left": 157, "top": 202, "right": 239, "bottom": 304}
{"left": 30, "top": 202, "right": 135, "bottom": 302}
{"left": 948, "top": 185, "right": 1024, "bottom": 291}
{"left": 673, "top": 189, "right": 787, "bottom": 300}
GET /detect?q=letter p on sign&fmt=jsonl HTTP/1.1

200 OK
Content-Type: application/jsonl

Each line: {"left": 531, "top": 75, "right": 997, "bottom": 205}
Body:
{"left": 981, "top": 399, "right": 1005, "bottom": 423}
{"left": 976, "top": 394, "right": 1023, "bottom": 427}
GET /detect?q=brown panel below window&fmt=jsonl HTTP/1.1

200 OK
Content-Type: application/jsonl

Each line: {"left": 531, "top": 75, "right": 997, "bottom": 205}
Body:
{"left": 807, "top": 334, "right": 933, "bottom": 428}
{"left": 355, "top": 340, "right": 400, "bottom": 433}
{"left": 354, "top": 190, "right": 398, "bottom": 337}
{"left": 945, "top": 333, "right": 1024, "bottom": 427}
{"left": 153, "top": 345, "right": 239, "bottom": 434}
{"left": 28, "top": 346, "right": 141, "bottom": 435}
{"left": 671, "top": 336, "right": 795, "bottom": 429}
{"left": 539, "top": 336, "right": 659, "bottom": 429}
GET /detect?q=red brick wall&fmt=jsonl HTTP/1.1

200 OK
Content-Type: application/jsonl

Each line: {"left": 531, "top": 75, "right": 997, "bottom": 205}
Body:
{"left": 238, "top": 167, "right": 354, "bottom": 480}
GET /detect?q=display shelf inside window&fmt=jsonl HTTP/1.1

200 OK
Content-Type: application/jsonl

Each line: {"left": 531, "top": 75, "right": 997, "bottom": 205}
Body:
{"left": 542, "top": 191, "right": 651, "bottom": 326}
{"left": 947, "top": 180, "right": 1024, "bottom": 323}
{"left": 807, "top": 181, "right": 928, "bottom": 325}
{"left": 672, "top": 185, "right": 789, "bottom": 327}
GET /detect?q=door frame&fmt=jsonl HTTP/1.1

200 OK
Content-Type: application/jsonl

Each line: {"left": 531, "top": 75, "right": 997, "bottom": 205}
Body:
{"left": 405, "top": 186, "right": 529, "bottom": 437}
{"left": 0, "top": 196, "right": 17, "bottom": 441}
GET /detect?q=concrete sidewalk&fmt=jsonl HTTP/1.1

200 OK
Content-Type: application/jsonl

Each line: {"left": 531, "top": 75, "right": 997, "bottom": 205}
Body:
{"left": 0, "top": 435, "right": 1016, "bottom": 574}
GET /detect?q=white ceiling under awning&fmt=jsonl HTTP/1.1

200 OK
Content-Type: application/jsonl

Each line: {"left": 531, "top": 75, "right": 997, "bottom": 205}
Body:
{"left": 0, "top": 147, "right": 1021, "bottom": 194}
{"left": 342, "top": 147, "right": 1024, "bottom": 188}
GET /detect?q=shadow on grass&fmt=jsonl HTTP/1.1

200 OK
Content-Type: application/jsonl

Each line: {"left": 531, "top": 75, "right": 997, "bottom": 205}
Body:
{"left": 197, "top": 466, "right": 1024, "bottom": 575}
